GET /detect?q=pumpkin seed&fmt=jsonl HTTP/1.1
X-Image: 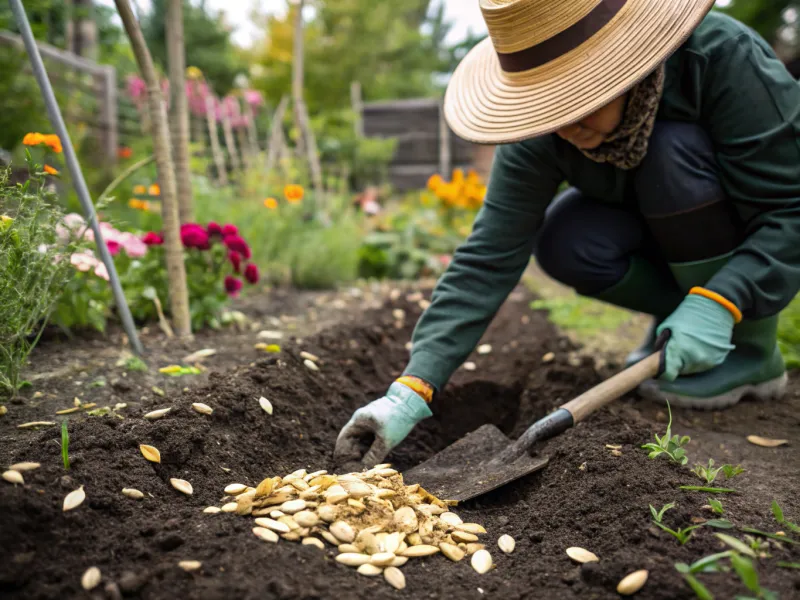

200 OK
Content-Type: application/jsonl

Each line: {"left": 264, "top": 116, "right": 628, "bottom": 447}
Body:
{"left": 383, "top": 532, "right": 402, "bottom": 554}
{"left": 439, "top": 512, "right": 463, "bottom": 527}
{"left": 183, "top": 348, "right": 217, "bottom": 362}
{"left": 170, "top": 478, "right": 193, "bottom": 495}
{"left": 139, "top": 445, "right": 161, "bottom": 463}
{"left": 477, "top": 344, "right": 492, "bottom": 355}
{"left": 254, "top": 478, "right": 277, "bottom": 498}
{"left": 254, "top": 517, "right": 290, "bottom": 533}
{"left": 63, "top": 486, "right": 86, "bottom": 511}
{"left": 542, "top": 352, "right": 555, "bottom": 363}
{"left": 392, "top": 308, "right": 406, "bottom": 321}
{"left": 498, "top": 534, "right": 515, "bottom": 554}
{"left": 336, "top": 553, "right": 370, "bottom": 567}
{"left": 278, "top": 516, "right": 300, "bottom": 531}
{"left": 369, "top": 552, "right": 396, "bottom": 566}
{"left": 400, "top": 545, "right": 439, "bottom": 557}
{"left": 122, "top": 488, "right": 144, "bottom": 500}
{"left": 320, "top": 530, "right": 340, "bottom": 546}
{"left": 463, "top": 361, "right": 477, "bottom": 371}
{"left": 56, "top": 407, "right": 81, "bottom": 415}
{"left": 566, "top": 547, "right": 599, "bottom": 563}
{"left": 457, "top": 523, "right": 486, "bottom": 534}
{"left": 452, "top": 531, "right": 479, "bottom": 543}
{"left": 224, "top": 483, "right": 247, "bottom": 495}
{"left": 440, "top": 542, "right": 465, "bottom": 562}
{"left": 221, "top": 502, "right": 238, "bottom": 512}
{"left": 340, "top": 480, "right": 371, "bottom": 498}
{"left": 177, "top": 560, "right": 202, "bottom": 572}
{"left": 144, "top": 408, "right": 171, "bottom": 420}
{"left": 281, "top": 531, "right": 301, "bottom": 541}
{"left": 324, "top": 485, "right": 349, "bottom": 504}
{"left": 192, "top": 403, "right": 213, "bottom": 415}
{"left": 279, "top": 499, "right": 307, "bottom": 514}
{"left": 294, "top": 510, "right": 319, "bottom": 528}
{"left": 300, "top": 351, "right": 319, "bottom": 362}
{"left": 357, "top": 564, "right": 383, "bottom": 577}
{"left": 317, "top": 504, "right": 338, "bottom": 522}
{"left": 253, "top": 526, "right": 279, "bottom": 543}
{"left": 391, "top": 556, "right": 408, "bottom": 567}
{"left": 617, "top": 570, "right": 649, "bottom": 596}
{"left": 269, "top": 510, "right": 285, "bottom": 518}
{"left": 2, "top": 470, "right": 23, "bottom": 484}
{"left": 331, "top": 520, "right": 356, "bottom": 543}
{"left": 17, "top": 421, "right": 56, "bottom": 429}
{"left": 303, "top": 359, "right": 319, "bottom": 372}
{"left": 302, "top": 537, "right": 325, "bottom": 550}
{"left": 406, "top": 533, "right": 422, "bottom": 546}
{"left": 203, "top": 506, "right": 222, "bottom": 514}
{"left": 258, "top": 397, "right": 273, "bottom": 415}
{"left": 471, "top": 549, "right": 493, "bottom": 574}
{"left": 384, "top": 566, "right": 406, "bottom": 590}
{"left": 338, "top": 543, "right": 360, "bottom": 553}
{"left": 747, "top": 435, "right": 789, "bottom": 448}
{"left": 81, "top": 566, "right": 101, "bottom": 590}
{"left": 393, "top": 506, "right": 418, "bottom": 532}
{"left": 307, "top": 470, "right": 328, "bottom": 480}
{"left": 9, "top": 462, "right": 40, "bottom": 472}
{"left": 0, "top": 405, "right": 6, "bottom": 416}
{"left": 374, "top": 468, "right": 398, "bottom": 477}
{"left": 465, "top": 543, "right": 485, "bottom": 555}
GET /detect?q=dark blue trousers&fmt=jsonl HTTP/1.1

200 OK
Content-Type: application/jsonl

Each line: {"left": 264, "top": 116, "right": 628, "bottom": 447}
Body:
{"left": 535, "top": 122, "right": 743, "bottom": 296}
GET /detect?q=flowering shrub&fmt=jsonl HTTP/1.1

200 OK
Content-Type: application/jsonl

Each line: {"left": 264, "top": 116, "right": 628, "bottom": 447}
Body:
{"left": 426, "top": 168, "right": 486, "bottom": 210}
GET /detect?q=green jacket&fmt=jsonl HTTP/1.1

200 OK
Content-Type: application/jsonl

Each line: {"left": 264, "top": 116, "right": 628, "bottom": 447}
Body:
{"left": 405, "top": 12, "right": 800, "bottom": 391}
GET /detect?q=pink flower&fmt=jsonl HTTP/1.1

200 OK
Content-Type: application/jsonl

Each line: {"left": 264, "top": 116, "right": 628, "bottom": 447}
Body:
{"left": 120, "top": 232, "right": 148, "bottom": 258}
{"left": 106, "top": 240, "right": 121, "bottom": 256}
{"left": 181, "top": 223, "right": 210, "bottom": 249}
{"left": 70, "top": 251, "right": 96, "bottom": 272}
{"left": 224, "top": 275, "right": 243, "bottom": 297}
{"left": 94, "top": 262, "right": 109, "bottom": 281}
{"left": 126, "top": 75, "right": 146, "bottom": 102}
{"left": 207, "top": 222, "right": 223, "bottom": 237}
{"left": 244, "top": 263, "right": 259, "bottom": 284}
{"left": 228, "top": 251, "right": 242, "bottom": 273}
{"left": 224, "top": 234, "right": 251, "bottom": 259}
{"left": 221, "top": 224, "right": 238, "bottom": 237}
{"left": 142, "top": 232, "right": 163, "bottom": 245}
{"left": 244, "top": 90, "right": 264, "bottom": 108}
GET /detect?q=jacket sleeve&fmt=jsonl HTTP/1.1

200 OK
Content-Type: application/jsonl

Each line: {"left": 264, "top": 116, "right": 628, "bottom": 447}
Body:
{"left": 403, "top": 139, "right": 562, "bottom": 390}
{"left": 702, "top": 33, "right": 800, "bottom": 319}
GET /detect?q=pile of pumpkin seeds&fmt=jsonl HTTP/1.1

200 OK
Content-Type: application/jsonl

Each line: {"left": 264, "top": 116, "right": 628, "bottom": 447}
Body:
{"left": 210, "top": 464, "right": 506, "bottom": 590}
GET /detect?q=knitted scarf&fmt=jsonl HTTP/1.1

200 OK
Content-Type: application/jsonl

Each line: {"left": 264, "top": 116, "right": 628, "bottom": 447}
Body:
{"left": 580, "top": 64, "right": 666, "bottom": 170}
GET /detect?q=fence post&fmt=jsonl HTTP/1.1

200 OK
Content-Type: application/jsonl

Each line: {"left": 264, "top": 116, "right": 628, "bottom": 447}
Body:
{"left": 438, "top": 99, "right": 451, "bottom": 176}
{"left": 101, "top": 65, "right": 118, "bottom": 163}
{"left": 351, "top": 81, "right": 363, "bottom": 137}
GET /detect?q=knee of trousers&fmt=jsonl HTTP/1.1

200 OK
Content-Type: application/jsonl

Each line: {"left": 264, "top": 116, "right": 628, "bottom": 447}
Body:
{"left": 535, "top": 188, "right": 642, "bottom": 294}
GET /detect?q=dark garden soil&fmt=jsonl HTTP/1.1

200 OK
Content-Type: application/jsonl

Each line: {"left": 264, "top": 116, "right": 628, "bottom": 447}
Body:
{"left": 1, "top": 285, "right": 799, "bottom": 600}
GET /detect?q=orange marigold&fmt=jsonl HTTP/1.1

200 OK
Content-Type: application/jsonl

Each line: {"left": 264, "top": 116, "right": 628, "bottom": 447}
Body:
{"left": 284, "top": 184, "right": 304, "bottom": 204}
{"left": 264, "top": 197, "right": 278, "bottom": 210}
{"left": 23, "top": 132, "right": 46, "bottom": 146}
{"left": 133, "top": 185, "right": 146, "bottom": 195}
{"left": 427, "top": 174, "right": 444, "bottom": 192}
{"left": 148, "top": 183, "right": 161, "bottom": 196}
{"left": 42, "top": 134, "right": 62, "bottom": 153}
{"left": 43, "top": 164, "right": 59, "bottom": 176}
{"left": 118, "top": 146, "right": 133, "bottom": 159}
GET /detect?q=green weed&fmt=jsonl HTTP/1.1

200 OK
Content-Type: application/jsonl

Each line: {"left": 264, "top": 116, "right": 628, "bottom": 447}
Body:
{"left": 691, "top": 459, "right": 745, "bottom": 485}
{"left": 650, "top": 502, "right": 676, "bottom": 523}
{"left": 680, "top": 486, "right": 737, "bottom": 494}
{"left": 61, "top": 420, "right": 70, "bottom": 470}
{"left": 650, "top": 502, "right": 700, "bottom": 544}
{"left": 642, "top": 401, "right": 690, "bottom": 465}
{"left": 771, "top": 499, "right": 800, "bottom": 534}
{"left": 708, "top": 498, "right": 725, "bottom": 515}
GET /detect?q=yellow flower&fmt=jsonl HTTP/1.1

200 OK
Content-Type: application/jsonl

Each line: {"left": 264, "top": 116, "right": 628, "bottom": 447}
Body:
{"left": 451, "top": 168, "right": 465, "bottom": 185}
{"left": 186, "top": 66, "right": 203, "bottom": 80}
{"left": 264, "top": 197, "right": 278, "bottom": 210}
{"left": 427, "top": 174, "right": 444, "bottom": 192}
{"left": 148, "top": 183, "right": 161, "bottom": 196}
{"left": 128, "top": 198, "right": 152, "bottom": 211}
{"left": 133, "top": 185, "right": 146, "bottom": 195}
{"left": 284, "top": 184, "right": 304, "bottom": 204}
{"left": 43, "top": 164, "right": 59, "bottom": 176}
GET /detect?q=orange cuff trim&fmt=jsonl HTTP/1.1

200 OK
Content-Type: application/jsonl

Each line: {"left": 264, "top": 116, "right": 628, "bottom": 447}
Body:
{"left": 396, "top": 376, "right": 434, "bottom": 403}
{"left": 689, "top": 287, "right": 743, "bottom": 324}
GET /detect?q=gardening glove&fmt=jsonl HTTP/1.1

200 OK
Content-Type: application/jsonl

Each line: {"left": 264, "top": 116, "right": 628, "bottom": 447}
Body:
{"left": 335, "top": 381, "right": 433, "bottom": 468}
{"left": 657, "top": 293, "right": 736, "bottom": 382}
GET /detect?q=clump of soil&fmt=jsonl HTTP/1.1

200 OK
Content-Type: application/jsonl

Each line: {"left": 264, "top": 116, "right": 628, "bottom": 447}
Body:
{"left": 1, "top": 289, "right": 798, "bottom": 599}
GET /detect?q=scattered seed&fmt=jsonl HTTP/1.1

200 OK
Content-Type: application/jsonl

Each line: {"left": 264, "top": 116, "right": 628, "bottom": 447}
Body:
{"left": 3, "top": 470, "right": 23, "bottom": 484}
{"left": 477, "top": 344, "right": 492, "bottom": 355}
{"left": 336, "top": 553, "right": 371, "bottom": 567}
{"left": 418, "top": 299, "right": 431, "bottom": 310}
{"left": 304, "top": 359, "right": 319, "bottom": 372}
{"left": 439, "top": 512, "right": 463, "bottom": 527}
{"left": 170, "top": 479, "right": 193, "bottom": 495}
{"left": 224, "top": 483, "right": 247, "bottom": 495}
{"left": 391, "top": 556, "right": 408, "bottom": 567}
{"left": 747, "top": 435, "right": 789, "bottom": 448}
{"left": 452, "top": 531, "right": 479, "bottom": 543}
{"left": 471, "top": 549, "right": 493, "bottom": 574}
{"left": 331, "top": 520, "right": 356, "bottom": 543}
{"left": 383, "top": 532, "right": 403, "bottom": 554}
{"left": 144, "top": 407, "right": 171, "bottom": 420}
{"left": 405, "top": 342, "right": 413, "bottom": 351}
{"left": 56, "top": 407, "right": 81, "bottom": 415}
{"left": 17, "top": 421, "right": 56, "bottom": 429}
{"left": 393, "top": 506, "right": 418, "bottom": 532}
{"left": 192, "top": 403, "right": 213, "bottom": 415}
{"left": 63, "top": 486, "right": 86, "bottom": 511}
{"left": 338, "top": 543, "right": 360, "bottom": 554}
{"left": 300, "top": 351, "right": 319, "bottom": 363}
{"left": 294, "top": 510, "right": 319, "bottom": 528}
{"left": 370, "top": 552, "right": 396, "bottom": 567}
{"left": 617, "top": 570, "right": 648, "bottom": 596}
{"left": 302, "top": 537, "right": 325, "bottom": 550}
{"left": 122, "top": 488, "right": 144, "bottom": 500}
{"left": 139, "top": 445, "right": 161, "bottom": 463}
{"left": 463, "top": 361, "right": 477, "bottom": 371}
{"left": 566, "top": 547, "right": 599, "bottom": 563}
{"left": 254, "top": 517, "right": 290, "bottom": 533}
{"left": 357, "top": 564, "right": 383, "bottom": 577}
{"left": 81, "top": 566, "right": 101, "bottom": 590}
{"left": 440, "top": 542, "right": 465, "bottom": 562}
{"left": 259, "top": 397, "right": 274, "bottom": 415}
{"left": 392, "top": 309, "right": 406, "bottom": 321}
{"left": 457, "top": 523, "right": 487, "bottom": 535}
{"left": 605, "top": 444, "right": 623, "bottom": 450}
{"left": 465, "top": 543, "right": 486, "bottom": 555}
{"left": 279, "top": 499, "right": 306, "bottom": 514}
{"left": 498, "top": 534, "right": 516, "bottom": 554}
{"left": 542, "top": 352, "right": 556, "bottom": 363}
{"left": 321, "top": 531, "right": 340, "bottom": 546}
{"left": 183, "top": 348, "right": 217, "bottom": 362}
{"left": 253, "top": 526, "right": 279, "bottom": 543}
{"left": 221, "top": 502, "right": 238, "bottom": 512}
{"left": 8, "top": 462, "right": 40, "bottom": 471}
{"left": 384, "top": 566, "right": 406, "bottom": 590}
{"left": 325, "top": 485, "right": 349, "bottom": 504}
{"left": 178, "top": 560, "right": 202, "bottom": 572}
{"left": 400, "top": 545, "right": 439, "bottom": 557}
{"left": 203, "top": 506, "right": 222, "bottom": 514}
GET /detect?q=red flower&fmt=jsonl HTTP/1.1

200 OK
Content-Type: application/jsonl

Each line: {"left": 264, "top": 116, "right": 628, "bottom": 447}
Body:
{"left": 222, "top": 224, "right": 238, "bottom": 237}
{"left": 224, "top": 234, "right": 251, "bottom": 259}
{"left": 244, "top": 263, "right": 259, "bottom": 284}
{"left": 228, "top": 251, "right": 242, "bottom": 273}
{"left": 106, "top": 240, "right": 121, "bottom": 256}
{"left": 181, "top": 223, "right": 210, "bottom": 249}
{"left": 224, "top": 275, "right": 243, "bottom": 297}
{"left": 142, "top": 232, "right": 163, "bottom": 245}
{"left": 207, "top": 222, "right": 223, "bottom": 237}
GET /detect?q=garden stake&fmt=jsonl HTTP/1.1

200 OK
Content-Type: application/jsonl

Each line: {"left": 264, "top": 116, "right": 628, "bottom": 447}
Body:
{"left": 405, "top": 353, "right": 662, "bottom": 501}
{"left": 8, "top": 0, "right": 143, "bottom": 356}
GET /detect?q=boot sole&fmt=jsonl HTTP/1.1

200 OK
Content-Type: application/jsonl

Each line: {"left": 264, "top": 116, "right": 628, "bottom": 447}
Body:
{"left": 638, "top": 373, "right": 788, "bottom": 410}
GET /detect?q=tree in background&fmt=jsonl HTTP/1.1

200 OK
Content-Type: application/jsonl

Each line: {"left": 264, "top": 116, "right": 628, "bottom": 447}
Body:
{"left": 716, "top": 1, "right": 795, "bottom": 42}
{"left": 167, "top": 0, "right": 193, "bottom": 222}
{"left": 142, "top": 0, "right": 244, "bottom": 96}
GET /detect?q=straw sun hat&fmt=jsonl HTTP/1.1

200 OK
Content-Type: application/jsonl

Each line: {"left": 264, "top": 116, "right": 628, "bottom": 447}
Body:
{"left": 445, "top": 0, "right": 716, "bottom": 144}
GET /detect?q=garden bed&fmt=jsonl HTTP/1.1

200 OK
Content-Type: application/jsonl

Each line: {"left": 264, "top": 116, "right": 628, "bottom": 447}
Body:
{"left": 1, "top": 287, "right": 798, "bottom": 599}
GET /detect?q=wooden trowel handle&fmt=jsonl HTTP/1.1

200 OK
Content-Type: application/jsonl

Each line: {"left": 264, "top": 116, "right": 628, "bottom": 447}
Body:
{"left": 561, "top": 352, "right": 661, "bottom": 423}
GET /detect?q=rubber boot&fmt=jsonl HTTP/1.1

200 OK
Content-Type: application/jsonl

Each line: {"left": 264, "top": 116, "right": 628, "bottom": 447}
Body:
{"left": 639, "top": 255, "right": 787, "bottom": 409}
{"left": 590, "top": 255, "right": 683, "bottom": 366}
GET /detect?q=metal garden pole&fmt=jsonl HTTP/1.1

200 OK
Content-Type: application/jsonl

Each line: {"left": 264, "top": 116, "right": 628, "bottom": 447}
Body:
{"left": 9, "top": 0, "right": 144, "bottom": 355}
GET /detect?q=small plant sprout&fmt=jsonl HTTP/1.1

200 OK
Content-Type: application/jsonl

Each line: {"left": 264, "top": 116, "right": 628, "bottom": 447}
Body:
{"left": 61, "top": 420, "right": 70, "bottom": 470}
{"left": 721, "top": 464, "right": 745, "bottom": 479}
{"left": 650, "top": 502, "right": 676, "bottom": 524}
{"left": 729, "top": 552, "right": 778, "bottom": 600}
{"left": 642, "top": 401, "right": 690, "bottom": 465}
{"left": 650, "top": 502, "right": 700, "bottom": 544}
{"left": 708, "top": 498, "right": 725, "bottom": 515}
{"left": 744, "top": 535, "right": 771, "bottom": 559}
{"left": 771, "top": 499, "right": 800, "bottom": 534}
{"left": 691, "top": 459, "right": 746, "bottom": 485}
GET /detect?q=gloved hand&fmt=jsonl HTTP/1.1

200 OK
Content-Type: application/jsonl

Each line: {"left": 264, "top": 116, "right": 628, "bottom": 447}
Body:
{"left": 657, "top": 294, "right": 735, "bottom": 382}
{"left": 334, "top": 382, "right": 433, "bottom": 468}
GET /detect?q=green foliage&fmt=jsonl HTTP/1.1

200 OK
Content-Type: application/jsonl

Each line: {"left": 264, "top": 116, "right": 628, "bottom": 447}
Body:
{"left": 650, "top": 502, "right": 676, "bottom": 523}
{"left": 771, "top": 499, "right": 800, "bottom": 533}
{"left": 715, "top": 1, "right": 793, "bottom": 41}
{"left": 777, "top": 295, "right": 800, "bottom": 368}
{"left": 653, "top": 520, "right": 702, "bottom": 545}
{"left": 692, "top": 459, "right": 745, "bottom": 485}
{"left": 530, "top": 295, "right": 633, "bottom": 332}
{"left": 680, "top": 486, "right": 737, "bottom": 493}
{"left": 730, "top": 553, "right": 777, "bottom": 600}
{"left": 0, "top": 159, "right": 80, "bottom": 396}
{"left": 708, "top": 498, "right": 725, "bottom": 515}
{"left": 120, "top": 355, "right": 148, "bottom": 372}
{"left": 642, "top": 401, "right": 691, "bottom": 465}
{"left": 61, "top": 420, "right": 69, "bottom": 471}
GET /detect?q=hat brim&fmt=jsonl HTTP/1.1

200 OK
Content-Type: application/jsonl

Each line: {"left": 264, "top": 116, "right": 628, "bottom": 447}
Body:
{"left": 445, "top": 0, "right": 715, "bottom": 145}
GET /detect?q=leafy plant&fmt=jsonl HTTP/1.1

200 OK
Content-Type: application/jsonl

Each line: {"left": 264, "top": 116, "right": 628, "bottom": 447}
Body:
{"left": 650, "top": 502, "right": 700, "bottom": 544}
{"left": 680, "top": 486, "right": 737, "bottom": 494}
{"left": 120, "top": 355, "right": 148, "bottom": 372}
{"left": 722, "top": 464, "right": 746, "bottom": 479}
{"left": 61, "top": 420, "right": 70, "bottom": 470}
{"left": 708, "top": 498, "right": 725, "bottom": 515}
{"left": 742, "top": 527, "right": 800, "bottom": 546}
{"left": 729, "top": 552, "right": 777, "bottom": 600}
{"left": 692, "top": 459, "right": 746, "bottom": 485}
{"left": 771, "top": 499, "right": 800, "bottom": 534}
{"left": 650, "top": 502, "right": 676, "bottom": 523}
{"left": 642, "top": 401, "right": 690, "bottom": 465}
